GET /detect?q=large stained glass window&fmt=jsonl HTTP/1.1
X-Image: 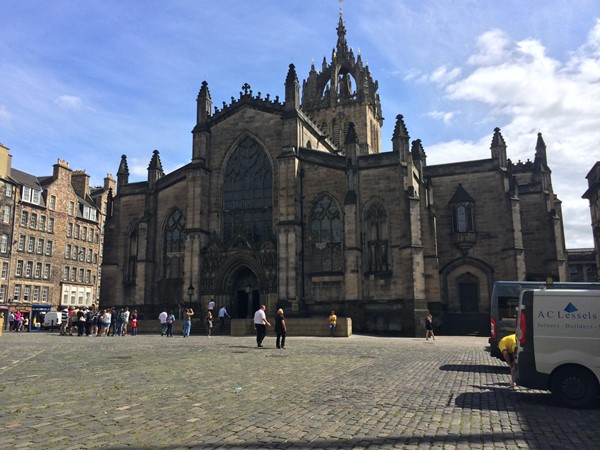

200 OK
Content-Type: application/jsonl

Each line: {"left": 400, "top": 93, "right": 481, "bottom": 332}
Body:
{"left": 309, "top": 194, "right": 342, "bottom": 272}
{"left": 163, "top": 209, "right": 186, "bottom": 278}
{"left": 223, "top": 137, "right": 273, "bottom": 244}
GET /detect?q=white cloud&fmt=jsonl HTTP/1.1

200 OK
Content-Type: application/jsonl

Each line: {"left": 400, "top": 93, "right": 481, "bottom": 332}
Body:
{"left": 55, "top": 95, "right": 83, "bottom": 109}
{"left": 426, "top": 110, "right": 456, "bottom": 125}
{"left": 429, "top": 65, "right": 461, "bottom": 86}
{"left": 0, "top": 105, "right": 11, "bottom": 127}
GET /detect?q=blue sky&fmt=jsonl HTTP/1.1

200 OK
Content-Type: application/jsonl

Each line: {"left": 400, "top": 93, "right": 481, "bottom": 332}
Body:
{"left": 2, "top": 0, "right": 600, "bottom": 248}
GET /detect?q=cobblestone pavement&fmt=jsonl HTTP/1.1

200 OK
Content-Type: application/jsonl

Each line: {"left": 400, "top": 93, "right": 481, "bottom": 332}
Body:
{"left": 0, "top": 332, "right": 598, "bottom": 450}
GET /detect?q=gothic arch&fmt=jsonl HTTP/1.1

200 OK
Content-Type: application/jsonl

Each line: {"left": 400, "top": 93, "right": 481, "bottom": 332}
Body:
{"left": 221, "top": 131, "right": 274, "bottom": 183}
{"left": 306, "top": 193, "right": 343, "bottom": 273}
{"left": 213, "top": 253, "right": 269, "bottom": 295}
{"left": 221, "top": 134, "right": 274, "bottom": 245}
{"left": 362, "top": 197, "right": 390, "bottom": 273}
{"left": 124, "top": 218, "right": 140, "bottom": 284}
{"left": 161, "top": 208, "right": 186, "bottom": 279}
{"left": 440, "top": 256, "right": 494, "bottom": 314}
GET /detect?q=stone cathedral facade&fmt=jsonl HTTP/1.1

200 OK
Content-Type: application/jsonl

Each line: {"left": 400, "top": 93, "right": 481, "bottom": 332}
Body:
{"left": 101, "top": 13, "right": 567, "bottom": 335}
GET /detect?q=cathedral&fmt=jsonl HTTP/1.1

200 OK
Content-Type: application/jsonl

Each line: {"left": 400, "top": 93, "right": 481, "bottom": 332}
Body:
{"left": 101, "top": 12, "right": 567, "bottom": 335}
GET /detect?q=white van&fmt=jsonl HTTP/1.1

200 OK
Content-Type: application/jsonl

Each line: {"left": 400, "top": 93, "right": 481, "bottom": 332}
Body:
{"left": 42, "top": 311, "right": 62, "bottom": 329}
{"left": 515, "top": 289, "right": 600, "bottom": 408}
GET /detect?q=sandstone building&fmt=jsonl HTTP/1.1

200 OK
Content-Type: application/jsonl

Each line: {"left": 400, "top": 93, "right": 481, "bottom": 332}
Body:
{"left": 0, "top": 143, "right": 112, "bottom": 328}
{"left": 101, "top": 13, "right": 567, "bottom": 335}
{"left": 583, "top": 161, "right": 600, "bottom": 281}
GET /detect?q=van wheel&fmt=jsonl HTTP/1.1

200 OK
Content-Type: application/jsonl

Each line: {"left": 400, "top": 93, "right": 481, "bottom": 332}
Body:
{"left": 550, "top": 366, "right": 599, "bottom": 409}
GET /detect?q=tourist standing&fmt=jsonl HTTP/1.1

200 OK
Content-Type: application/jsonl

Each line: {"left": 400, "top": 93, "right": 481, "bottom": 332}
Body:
{"left": 165, "top": 311, "right": 175, "bottom": 337}
{"left": 130, "top": 310, "right": 138, "bottom": 336}
{"left": 328, "top": 310, "right": 337, "bottom": 337}
{"left": 100, "top": 309, "right": 111, "bottom": 336}
{"left": 275, "top": 308, "right": 286, "bottom": 349}
{"left": 158, "top": 310, "right": 168, "bottom": 336}
{"left": 205, "top": 310, "right": 213, "bottom": 338}
{"left": 207, "top": 298, "right": 216, "bottom": 316}
{"left": 7, "top": 311, "right": 14, "bottom": 331}
{"left": 182, "top": 308, "right": 194, "bottom": 337}
{"left": 122, "top": 307, "right": 131, "bottom": 336}
{"left": 253, "top": 305, "right": 270, "bottom": 348}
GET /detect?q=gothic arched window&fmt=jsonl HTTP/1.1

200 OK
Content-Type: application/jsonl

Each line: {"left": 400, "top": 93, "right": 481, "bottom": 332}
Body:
{"left": 223, "top": 137, "right": 273, "bottom": 244}
{"left": 449, "top": 184, "right": 476, "bottom": 233}
{"left": 125, "top": 226, "right": 138, "bottom": 284}
{"left": 309, "top": 195, "right": 342, "bottom": 272}
{"left": 163, "top": 209, "right": 186, "bottom": 278}
{"left": 365, "top": 202, "right": 389, "bottom": 272}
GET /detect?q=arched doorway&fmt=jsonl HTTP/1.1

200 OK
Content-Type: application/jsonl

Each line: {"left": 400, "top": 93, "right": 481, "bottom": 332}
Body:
{"left": 230, "top": 266, "right": 260, "bottom": 319}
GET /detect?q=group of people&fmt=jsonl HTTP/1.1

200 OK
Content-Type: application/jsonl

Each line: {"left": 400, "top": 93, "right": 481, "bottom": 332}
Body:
{"left": 6, "top": 311, "right": 28, "bottom": 332}
{"left": 59, "top": 306, "right": 138, "bottom": 337}
{"left": 157, "top": 304, "right": 232, "bottom": 338}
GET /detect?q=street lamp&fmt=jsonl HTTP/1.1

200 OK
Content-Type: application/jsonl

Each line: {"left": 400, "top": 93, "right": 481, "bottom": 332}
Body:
{"left": 187, "top": 284, "right": 194, "bottom": 308}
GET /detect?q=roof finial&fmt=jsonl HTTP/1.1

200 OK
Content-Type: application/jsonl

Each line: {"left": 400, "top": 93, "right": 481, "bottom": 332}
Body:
{"left": 339, "top": 0, "right": 344, "bottom": 16}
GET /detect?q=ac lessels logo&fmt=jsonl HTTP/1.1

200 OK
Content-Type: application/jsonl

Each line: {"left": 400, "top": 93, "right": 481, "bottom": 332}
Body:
{"left": 538, "top": 302, "right": 598, "bottom": 320}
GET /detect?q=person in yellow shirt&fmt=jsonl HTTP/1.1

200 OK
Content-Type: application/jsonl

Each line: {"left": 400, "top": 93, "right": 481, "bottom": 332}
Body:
{"left": 498, "top": 333, "right": 517, "bottom": 388}
{"left": 328, "top": 310, "right": 337, "bottom": 337}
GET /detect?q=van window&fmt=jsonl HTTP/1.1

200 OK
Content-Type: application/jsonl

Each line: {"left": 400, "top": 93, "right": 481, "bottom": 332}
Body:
{"left": 498, "top": 295, "right": 519, "bottom": 320}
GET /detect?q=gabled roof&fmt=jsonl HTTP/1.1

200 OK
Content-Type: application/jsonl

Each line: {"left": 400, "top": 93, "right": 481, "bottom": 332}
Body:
{"left": 448, "top": 184, "right": 475, "bottom": 204}
{"left": 10, "top": 168, "right": 42, "bottom": 190}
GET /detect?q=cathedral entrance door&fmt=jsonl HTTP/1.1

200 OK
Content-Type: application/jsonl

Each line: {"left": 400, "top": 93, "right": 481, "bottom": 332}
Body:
{"left": 231, "top": 267, "right": 260, "bottom": 319}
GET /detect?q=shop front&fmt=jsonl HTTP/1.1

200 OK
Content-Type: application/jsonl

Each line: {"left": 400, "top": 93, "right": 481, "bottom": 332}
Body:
{"left": 30, "top": 304, "right": 52, "bottom": 331}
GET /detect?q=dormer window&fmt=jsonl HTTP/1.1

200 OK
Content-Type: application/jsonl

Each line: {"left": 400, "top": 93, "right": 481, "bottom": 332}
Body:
{"left": 22, "top": 186, "right": 42, "bottom": 205}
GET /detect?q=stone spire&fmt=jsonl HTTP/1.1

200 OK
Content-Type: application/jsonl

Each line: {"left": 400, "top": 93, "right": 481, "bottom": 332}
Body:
{"left": 117, "top": 154, "right": 129, "bottom": 187}
{"left": 195, "top": 81, "right": 212, "bottom": 130}
{"left": 392, "top": 114, "right": 410, "bottom": 161}
{"left": 147, "top": 149, "right": 164, "bottom": 188}
{"left": 535, "top": 132, "right": 548, "bottom": 167}
{"left": 285, "top": 63, "right": 300, "bottom": 110}
{"left": 490, "top": 127, "right": 507, "bottom": 167}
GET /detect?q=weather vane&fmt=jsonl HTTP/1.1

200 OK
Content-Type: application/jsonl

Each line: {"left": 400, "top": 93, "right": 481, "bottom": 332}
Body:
{"left": 339, "top": 0, "right": 344, "bottom": 15}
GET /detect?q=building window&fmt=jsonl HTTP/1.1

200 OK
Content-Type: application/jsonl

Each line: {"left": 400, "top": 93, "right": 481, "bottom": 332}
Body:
{"left": 73, "top": 245, "right": 78, "bottom": 260}
{"left": 2, "top": 205, "right": 10, "bottom": 223}
{"left": 48, "top": 217, "right": 54, "bottom": 233}
{"left": 67, "top": 223, "right": 73, "bottom": 237}
{"left": 24, "top": 285, "right": 31, "bottom": 302}
{"left": 86, "top": 269, "right": 91, "bottom": 283}
{"left": 308, "top": 195, "right": 343, "bottom": 272}
{"left": 28, "top": 236, "right": 35, "bottom": 253}
{"left": 162, "top": 212, "right": 186, "bottom": 279}
{"left": 22, "top": 186, "right": 42, "bottom": 205}
{"left": 89, "top": 229, "right": 94, "bottom": 242}
{"left": 44, "top": 264, "right": 51, "bottom": 279}
{"left": 46, "top": 240, "right": 53, "bottom": 256}
{"left": 79, "top": 247, "right": 84, "bottom": 262}
{"left": 6, "top": 184, "right": 13, "bottom": 197}
{"left": 39, "top": 215, "right": 46, "bottom": 231}
{"left": 74, "top": 224, "right": 80, "bottom": 239}
{"left": 20, "top": 211, "right": 28, "bottom": 227}
{"left": 18, "top": 235, "right": 25, "bottom": 251}
{"left": 78, "top": 268, "right": 84, "bottom": 283}
{"left": 222, "top": 136, "right": 273, "bottom": 244}
{"left": 26, "top": 261, "right": 33, "bottom": 278}
{"left": 1, "top": 234, "right": 9, "bottom": 254}
{"left": 42, "top": 287, "right": 49, "bottom": 303}
{"left": 365, "top": 202, "right": 389, "bottom": 273}
{"left": 70, "top": 267, "right": 76, "bottom": 282}
{"left": 35, "top": 262, "right": 42, "bottom": 279}
{"left": 30, "top": 213, "right": 37, "bottom": 229}
{"left": 69, "top": 201, "right": 75, "bottom": 216}
{"left": 37, "top": 238, "right": 44, "bottom": 254}
{"left": 65, "top": 244, "right": 71, "bottom": 259}
{"left": 16, "top": 260, "right": 23, "bottom": 277}
{"left": 0, "top": 285, "right": 6, "bottom": 302}
{"left": 49, "top": 195, "right": 56, "bottom": 210}
{"left": 87, "top": 248, "right": 92, "bottom": 263}
{"left": 14, "top": 284, "right": 21, "bottom": 301}
{"left": 1, "top": 262, "right": 7, "bottom": 279}
{"left": 64, "top": 266, "right": 69, "bottom": 281}
{"left": 82, "top": 227, "right": 87, "bottom": 241}
{"left": 33, "top": 286, "right": 40, "bottom": 302}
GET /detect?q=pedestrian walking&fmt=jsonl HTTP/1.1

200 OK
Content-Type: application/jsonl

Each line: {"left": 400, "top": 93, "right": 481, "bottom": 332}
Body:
{"left": 182, "top": 307, "right": 194, "bottom": 337}
{"left": 425, "top": 313, "right": 436, "bottom": 341}
{"left": 328, "top": 310, "right": 337, "bottom": 337}
{"left": 275, "top": 308, "right": 286, "bottom": 349}
{"left": 253, "top": 305, "right": 270, "bottom": 348}
{"left": 218, "top": 306, "right": 230, "bottom": 332}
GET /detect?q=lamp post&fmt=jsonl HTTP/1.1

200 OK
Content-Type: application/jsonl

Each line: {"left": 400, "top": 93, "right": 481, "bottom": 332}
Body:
{"left": 187, "top": 284, "right": 194, "bottom": 308}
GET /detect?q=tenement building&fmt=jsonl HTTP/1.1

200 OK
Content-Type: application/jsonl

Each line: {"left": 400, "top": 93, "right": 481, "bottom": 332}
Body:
{"left": 0, "top": 143, "right": 113, "bottom": 329}
{"left": 101, "top": 12, "right": 567, "bottom": 335}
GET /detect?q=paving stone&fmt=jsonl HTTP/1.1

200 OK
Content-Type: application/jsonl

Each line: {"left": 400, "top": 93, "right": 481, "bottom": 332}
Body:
{"left": 0, "top": 333, "right": 599, "bottom": 449}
